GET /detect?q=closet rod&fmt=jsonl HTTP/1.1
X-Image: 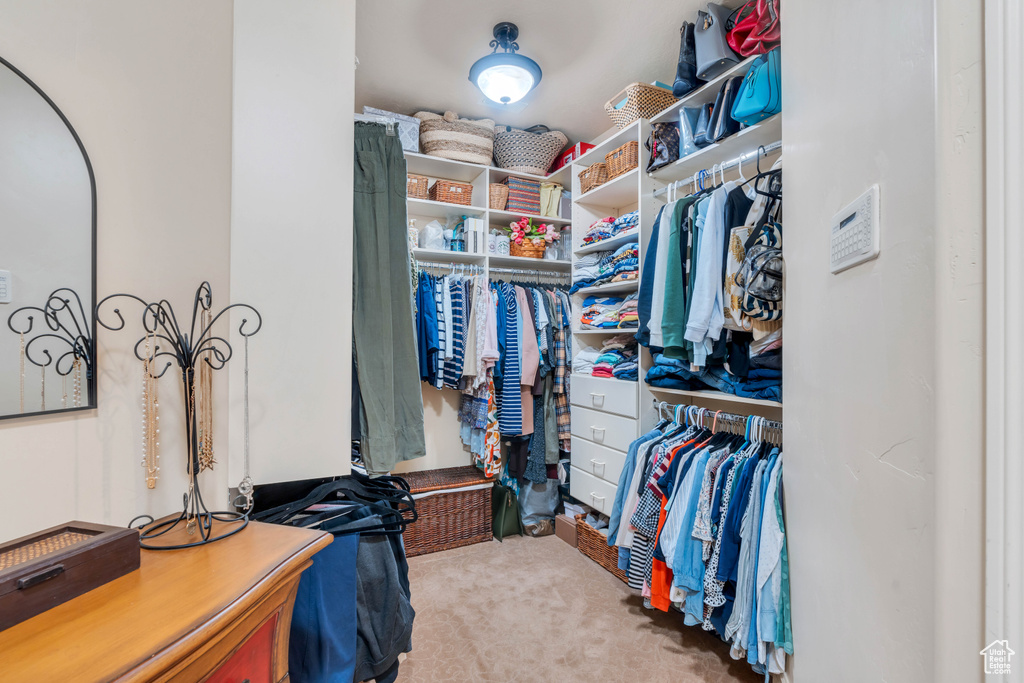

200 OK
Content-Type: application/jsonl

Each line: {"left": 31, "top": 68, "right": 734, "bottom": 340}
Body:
{"left": 417, "top": 260, "right": 484, "bottom": 274}
{"left": 653, "top": 398, "right": 782, "bottom": 431}
{"left": 652, "top": 139, "right": 782, "bottom": 199}
{"left": 488, "top": 266, "right": 570, "bottom": 281}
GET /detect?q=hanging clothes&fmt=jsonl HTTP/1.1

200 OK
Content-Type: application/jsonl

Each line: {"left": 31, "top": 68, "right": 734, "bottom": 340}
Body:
{"left": 352, "top": 122, "right": 426, "bottom": 474}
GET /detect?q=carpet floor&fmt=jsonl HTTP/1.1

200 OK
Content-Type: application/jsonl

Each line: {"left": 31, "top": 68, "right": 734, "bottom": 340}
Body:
{"left": 399, "top": 535, "right": 761, "bottom": 682}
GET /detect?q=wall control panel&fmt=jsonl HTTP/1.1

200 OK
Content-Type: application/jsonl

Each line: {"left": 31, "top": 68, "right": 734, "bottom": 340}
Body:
{"left": 0, "top": 270, "right": 10, "bottom": 303}
{"left": 830, "top": 184, "right": 880, "bottom": 274}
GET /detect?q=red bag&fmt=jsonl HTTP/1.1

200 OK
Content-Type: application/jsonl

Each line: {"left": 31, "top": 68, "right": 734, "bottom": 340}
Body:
{"left": 727, "top": 0, "right": 781, "bottom": 57}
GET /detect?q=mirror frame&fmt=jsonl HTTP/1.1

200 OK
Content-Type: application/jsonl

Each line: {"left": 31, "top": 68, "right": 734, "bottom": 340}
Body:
{"left": 0, "top": 55, "right": 97, "bottom": 420}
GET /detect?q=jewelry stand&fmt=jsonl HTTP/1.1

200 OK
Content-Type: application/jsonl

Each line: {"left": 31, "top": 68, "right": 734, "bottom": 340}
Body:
{"left": 7, "top": 287, "right": 95, "bottom": 409}
{"left": 97, "top": 282, "right": 262, "bottom": 550}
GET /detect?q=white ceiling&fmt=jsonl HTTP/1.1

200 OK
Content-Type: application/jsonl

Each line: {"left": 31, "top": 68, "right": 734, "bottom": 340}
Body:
{"left": 355, "top": 0, "right": 734, "bottom": 145}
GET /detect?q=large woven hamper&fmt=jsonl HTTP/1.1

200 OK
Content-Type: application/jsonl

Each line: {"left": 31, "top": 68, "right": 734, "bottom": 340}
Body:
{"left": 414, "top": 110, "right": 495, "bottom": 165}
{"left": 575, "top": 514, "right": 628, "bottom": 583}
{"left": 402, "top": 466, "right": 495, "bottom": 557}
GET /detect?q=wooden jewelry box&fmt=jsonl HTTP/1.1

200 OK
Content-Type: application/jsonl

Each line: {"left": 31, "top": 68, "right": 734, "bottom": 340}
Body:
{"left": 0, "top": 521, "right": 140, "bottom": 631}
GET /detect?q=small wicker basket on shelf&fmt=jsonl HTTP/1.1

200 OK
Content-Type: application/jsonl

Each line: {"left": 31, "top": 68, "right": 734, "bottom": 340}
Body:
{"left": 575, "top": 514, "right": 628, "bottom": 583}
{"left": 429, "top": 179, "right": 474, "bottom": 206}
{"left": 407, "top": 174, "right": 429, "bottom": 199}
{"left": 606, "top": 141, "right": 639, "bottom": 179}
{"left": 578, "top": 162, "right": 609, "bottom": 195}
{"left": 604, "top": 82, "right": 678, "bottom": 129}
{"left": 489, "top": 183, "right": 509, "bottom": 210}
{"left": 510, "top": 240, "right": 546, "bottom": 259}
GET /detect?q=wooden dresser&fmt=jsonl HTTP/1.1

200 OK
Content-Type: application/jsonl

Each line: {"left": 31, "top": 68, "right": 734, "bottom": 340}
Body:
{"left": 0, "top": 520, "right": 331, "bottom": 683}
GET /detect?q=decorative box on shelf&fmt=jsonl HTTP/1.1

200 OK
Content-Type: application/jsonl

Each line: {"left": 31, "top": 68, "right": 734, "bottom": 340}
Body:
{"left": 553, "top": 142, "right": 596, "bottom": 172}
{"left": 502, "top": 176, "right": 541, "bottom": 215}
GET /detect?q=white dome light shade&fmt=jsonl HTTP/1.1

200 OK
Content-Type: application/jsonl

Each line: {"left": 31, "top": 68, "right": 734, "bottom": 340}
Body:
{"left": 474, "top": 62, "right": 536, "bottom": 104}
{"left": 468, "top": 24, "right": 543, "bottom": 105}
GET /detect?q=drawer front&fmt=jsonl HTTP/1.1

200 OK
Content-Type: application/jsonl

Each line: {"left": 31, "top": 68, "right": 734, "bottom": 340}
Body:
{"left": 571, "top": 436, "right": 627, "bottom": 486}
{"left": 205, "top": 612, "right": 277, "bottom": 683}
{"left": 570, "top": 405, "right": 637, "bottom": 453}
{"left": 570, "top": 375, "right": 638, "bottom": 418}
{"left": 570, "top": 466, "right": 618, "bottom": 517}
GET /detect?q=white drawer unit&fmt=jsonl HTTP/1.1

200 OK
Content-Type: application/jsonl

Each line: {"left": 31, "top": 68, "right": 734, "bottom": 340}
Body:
{"left": 571, "top": 436, "right": 627, "bottom": 486}
{"left": 570, "top": 466, "right": 619, "bottom": 517}
{"left": 570, "top": 405, "right": 637, "bottom": 453}
{"left": 570, "top": 375, "right": 639, "bottom": 418}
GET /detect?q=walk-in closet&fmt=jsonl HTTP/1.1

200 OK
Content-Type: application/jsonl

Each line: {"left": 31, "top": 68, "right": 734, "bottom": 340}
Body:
{"left": 0, "top": 0, "right": 995, "bottom": 681}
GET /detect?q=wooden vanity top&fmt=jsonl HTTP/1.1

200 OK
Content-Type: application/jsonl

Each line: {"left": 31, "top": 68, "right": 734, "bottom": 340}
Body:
{"left": 0, "top": 519, "right": 331, "bottom": 682}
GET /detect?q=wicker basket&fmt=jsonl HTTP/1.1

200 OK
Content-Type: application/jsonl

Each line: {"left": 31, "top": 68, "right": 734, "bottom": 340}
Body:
{"left": 510, "top": 240, "right": 546, "bottom": 259}
{"left": 575, "top": 514, "right": 628, "bottom": 583}
{"left": 415, "top": 110, "right": 495, "bottom": 165}
{"left": 429, "top": 179, "right": 474, "bottom": 206}
{"left": 605, "top": 141, "right": 639, "bottom": 180}
{"left": 407, "top": 173, "right": 429, "bottom": 199}
{"left": 489, "top": 183, "right": 509, "bottom": 210}
{"left": 578, "top": 162, "right": 609, "bottom": 195}
{"left": 402, "top": 466, "right": 495, "bottom": 557}
{"left": 604, "top": 83, "right": 678, "bottom": 129}
{"left": 493, "top": 125, "right": 569, "bottom": 176}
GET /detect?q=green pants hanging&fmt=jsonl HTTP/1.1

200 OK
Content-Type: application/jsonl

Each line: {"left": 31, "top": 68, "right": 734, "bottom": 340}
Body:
{"left": 353, "top": 122, "right": 425, "bottom": 474}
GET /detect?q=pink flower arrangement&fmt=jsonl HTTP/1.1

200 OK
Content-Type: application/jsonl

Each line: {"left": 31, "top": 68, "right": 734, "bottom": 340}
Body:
{"left": 507, "top": 217, "right": 560, "bottom": 246}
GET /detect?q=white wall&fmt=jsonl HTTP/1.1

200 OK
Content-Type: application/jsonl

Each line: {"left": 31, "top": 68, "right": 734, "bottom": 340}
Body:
{"left": 0, "top": 0, "right": 234, "bottom": 541}
{"left": 229, "top": 0, "right": 355, "bottom": 485}
{"left": 783, "top": 0, "right": 984, "bottom": 681}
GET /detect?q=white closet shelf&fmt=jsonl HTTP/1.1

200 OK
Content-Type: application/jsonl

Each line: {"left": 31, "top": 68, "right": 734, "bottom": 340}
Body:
{"left": 650, "top": 56, "right": 759, "bottom": 125}
{"left": 407, "top": 197, "right": 487, "bottom": 220}
{"left": 650, "top": 114, "right": 782, "bottom": 184}
{"left": 405, "top": 151, "right": 572, "bottom": 187}
{"left": 570, "top": 373, "right": 637, "bottom": 385}
{"left": 574, "top": 228, "right": 641, "bottom": 256}
{"left": 412, "top": 248, "right": 486, "bottom": 264}
{"left": 575, "top": 279, "right": 639, "bottom": 296}
{"left": 489, "top": 209, "right": 571, "bottom": 226}
{"left": 575, "top": 168, "right": 640, "bottom": 208}
{"left": 488, "top": 254, "right": 571, "bottom": 271}
{"left": 573, "top": 120, "right": 643, "bottom": 168}
{"left": 647, "top": 385, "right": 782, "bottom": 409}
{"left": 573, "top": 328, "right": 638, "bottom": 336}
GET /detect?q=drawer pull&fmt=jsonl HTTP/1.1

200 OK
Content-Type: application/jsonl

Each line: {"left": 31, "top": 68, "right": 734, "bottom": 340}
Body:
{"left": 17, "top": 564, "right": 64, "bottom": 590}
{"left": 591, "top": 493, "right": 606, "bottom": 502}
{"left": 590, "top": 392, "right": 605, "bottom": 406}
{"left": 590, "top": 426, "right": 605, "bottom": 434}
{"left": 589, "top": 458, "right": 606, "bottom": 471}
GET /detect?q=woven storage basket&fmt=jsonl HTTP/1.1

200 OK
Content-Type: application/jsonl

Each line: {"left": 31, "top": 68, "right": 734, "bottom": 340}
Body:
{"left": 579, "top": 162, "right": 609, "bottom": 195}
{"left": 429, "top": 179, "right": 474, "bottom": 206}
{"left": 415, "top": 110, "right": 495, "bottom": 165}
{"left": 510, "top": 240, "right": 546, "bottom": 259}
{"left": 575, "top": 514, "right": 628, "bottom": 583}
{"left": 503, "top": 176, "right": 542, "bottom": 215}
{"left": 402, "top": 466, "right": 495, "bottom": 557}
{"left": 605, "top": 141, "right": 639, "bottom": 179}
{"left": 489, "top": 183, "right": 509, "bottom": 210}
{"left": 407, "top": 173, "right": 429, "bottom": 199}
{"left": 604, "top": 83, "right": 678, "bottom": 129}
{"left": 493, "top": 125, "right": 569, "bottom": 176}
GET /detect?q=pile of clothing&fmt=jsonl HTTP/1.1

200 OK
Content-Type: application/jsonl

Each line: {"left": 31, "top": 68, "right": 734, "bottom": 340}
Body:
{"left": 570, "top": 241, "right": 639, "bottom": 293}
{"left": 581, "top": 210, "right": 640, "bottom": 246}
{"left": 637, "top": 161, "right": 783, "bottom": 403}
{"left": 580, "top": 292, "right": 639, "bottom": 330}
{"left": 593, "top": 333, "right": 639, "bottom": 381}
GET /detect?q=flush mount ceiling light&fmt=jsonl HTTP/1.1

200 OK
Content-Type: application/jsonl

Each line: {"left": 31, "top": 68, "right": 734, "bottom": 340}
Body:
{"left": 469, "top": 22, "right": 542, "bottom": 105}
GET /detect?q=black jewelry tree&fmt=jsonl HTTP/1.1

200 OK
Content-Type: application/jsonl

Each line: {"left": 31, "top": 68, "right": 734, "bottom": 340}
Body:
{"left": 97, "top": 282, "right": 262, "bottom": 550}
{"left": 7, "top": 287, "right": 95, "bottom": 406}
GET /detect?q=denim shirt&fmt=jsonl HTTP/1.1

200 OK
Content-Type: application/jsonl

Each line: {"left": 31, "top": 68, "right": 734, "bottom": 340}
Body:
{"left": 669, "top": 448, "right": 713, "bottom": 626}
{"left": 607, "top": 429, "right": 662, "bottom": 546}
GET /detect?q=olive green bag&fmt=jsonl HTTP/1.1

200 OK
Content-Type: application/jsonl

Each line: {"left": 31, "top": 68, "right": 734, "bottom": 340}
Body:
{"left": 491, "top": 483, "right": 524, "bottom": 541}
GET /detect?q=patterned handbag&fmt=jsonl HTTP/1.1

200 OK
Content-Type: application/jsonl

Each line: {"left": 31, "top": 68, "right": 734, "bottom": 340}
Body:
{"left": 736, "top": 221, "right": 783, "bottom": 321}
{"left": 645, "top": 122, "right": 681, "bottom": 172}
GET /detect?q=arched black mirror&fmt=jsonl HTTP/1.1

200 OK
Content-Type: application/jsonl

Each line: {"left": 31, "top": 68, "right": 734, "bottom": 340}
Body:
{"left": 0, "top": 56, "right": 96, "bottom": 418}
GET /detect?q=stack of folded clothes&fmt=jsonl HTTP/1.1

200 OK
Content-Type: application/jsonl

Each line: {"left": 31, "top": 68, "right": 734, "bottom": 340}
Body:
{"left": 573, "top": 348, "right": 601, "bottom": 375}
{"left": 570, "top": 242, "right": 639, "bottom": 293}
{"left": 590, "top": 333, "right": 639, "bottom": 381}
{"left": 644, "top": 351, "right": 782, "bottom": 402}
{"left": 580, "top": 292, "right": 639, "bottom": 330}
{"left": 580, "top": 210, "right": 640, "bottom": 247}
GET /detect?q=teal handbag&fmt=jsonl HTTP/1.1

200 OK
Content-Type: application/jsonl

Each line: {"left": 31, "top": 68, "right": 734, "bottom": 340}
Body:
{"left": 731, "top": 47, "right": 781, "bottom": 126}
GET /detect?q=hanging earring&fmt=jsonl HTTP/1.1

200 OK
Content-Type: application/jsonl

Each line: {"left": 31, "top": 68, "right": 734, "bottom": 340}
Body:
{"left": 62, "top": 374, "right": 68, "bottom": 409}
{"left": 73, "top": 357, "right": 82, "bottom": 408}
{"left": 40, "top": 365, "right": 45, "bottom": 411}
{"left": 19, "top": 331, "right": 25, "bottom": 413}
{"left": 236, "top": 333, "right": 255, "bottom": 511}
{"left": 142, "top": 331, "right": 160, "bottom": 488}
{"left": 197, "top": 307, "right": 215, "bottom": 472}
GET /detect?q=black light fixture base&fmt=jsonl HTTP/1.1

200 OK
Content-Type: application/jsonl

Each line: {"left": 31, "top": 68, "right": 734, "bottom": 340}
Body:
{"left": 491, "top": 22, "right": 520, "bottom": 53}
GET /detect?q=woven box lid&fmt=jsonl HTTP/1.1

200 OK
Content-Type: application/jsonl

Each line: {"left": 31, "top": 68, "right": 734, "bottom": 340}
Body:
{"left": 401, "top": 466, "right": 494, "bottom": 494}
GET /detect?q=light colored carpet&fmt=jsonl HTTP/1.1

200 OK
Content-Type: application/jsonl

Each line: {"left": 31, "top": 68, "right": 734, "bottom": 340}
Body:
{"left": 399, "top": 534, "right": 761, "bottom": 683}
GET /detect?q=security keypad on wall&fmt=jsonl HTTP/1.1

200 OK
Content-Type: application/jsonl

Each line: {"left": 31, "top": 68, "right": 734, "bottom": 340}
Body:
{"left": 830, "top": 184, "right": 880, "bottom": 274}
